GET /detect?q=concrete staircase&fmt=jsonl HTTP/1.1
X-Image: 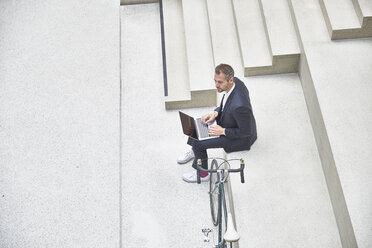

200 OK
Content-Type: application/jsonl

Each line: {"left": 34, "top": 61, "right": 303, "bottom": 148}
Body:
{"left": 160, "top": 0, "right": 372, "bottom": 109}
{"left": 232, "top": 0, "right": 300, "bottom": 76}
{"left": 319, "top": 0, "right": 372, "bottom": 39}
{"left": 162, "top": 0, "right": 217, "bottom": 110}
{"left": 206, "top": 0, "right": 244, "bottom": 76}
{"left": 162, "top": 0, "right": 301, "bottom": 109}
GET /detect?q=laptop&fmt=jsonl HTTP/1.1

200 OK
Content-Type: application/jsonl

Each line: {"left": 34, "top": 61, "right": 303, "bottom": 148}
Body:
{"left": 179, "top": 111, "right": 219, "bottom": 140}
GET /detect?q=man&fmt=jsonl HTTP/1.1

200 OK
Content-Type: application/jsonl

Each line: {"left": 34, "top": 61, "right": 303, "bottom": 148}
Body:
{"left": 178, "top": 64, "right": 257, "bottom": 183}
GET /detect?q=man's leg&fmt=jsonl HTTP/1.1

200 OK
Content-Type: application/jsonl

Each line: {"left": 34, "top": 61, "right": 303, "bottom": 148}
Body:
{"left": 187, "top": 136, "right": 232, "bottom": 170}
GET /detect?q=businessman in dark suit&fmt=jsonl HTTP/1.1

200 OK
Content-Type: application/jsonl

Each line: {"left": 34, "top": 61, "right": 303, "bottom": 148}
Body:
{"left": 180, "top": 64, "right": 257, "bottom": 183}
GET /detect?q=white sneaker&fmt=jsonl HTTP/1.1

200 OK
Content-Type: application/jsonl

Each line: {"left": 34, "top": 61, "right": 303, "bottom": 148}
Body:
{"left": 177, "top": 149, "right": 194, "bottom": 164}
{"left": 182, "top": 170, "right": 210, "bottom": 183}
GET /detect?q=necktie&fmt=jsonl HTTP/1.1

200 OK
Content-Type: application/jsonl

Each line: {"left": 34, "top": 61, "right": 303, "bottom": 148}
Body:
{"left": 219, "top": 94, "right": 225, "bottom": 117}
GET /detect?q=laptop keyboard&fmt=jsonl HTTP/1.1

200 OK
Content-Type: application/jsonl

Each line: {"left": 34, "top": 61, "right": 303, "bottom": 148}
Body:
{"left": 196, "top": 118, "right": 209, "bottom": 138}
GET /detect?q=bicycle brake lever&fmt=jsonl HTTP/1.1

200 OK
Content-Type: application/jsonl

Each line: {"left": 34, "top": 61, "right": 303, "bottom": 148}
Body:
{"left": 240, "top": 159, "right": 245, "bottom": 183}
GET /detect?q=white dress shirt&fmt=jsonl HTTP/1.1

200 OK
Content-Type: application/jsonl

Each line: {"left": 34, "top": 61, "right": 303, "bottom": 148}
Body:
{"left": 221, "top": 82, "right": 236, "bottom": 111}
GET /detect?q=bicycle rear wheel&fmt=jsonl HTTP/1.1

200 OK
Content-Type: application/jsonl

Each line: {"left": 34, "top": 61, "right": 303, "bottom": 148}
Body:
{"left": 209, "top": 159, "right": 219, "bottom": 226}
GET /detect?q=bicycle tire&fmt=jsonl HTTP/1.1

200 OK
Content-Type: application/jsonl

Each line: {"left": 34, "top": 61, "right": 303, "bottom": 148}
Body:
{"left": 209, "top": 159, "right": 219, "bottom": 226}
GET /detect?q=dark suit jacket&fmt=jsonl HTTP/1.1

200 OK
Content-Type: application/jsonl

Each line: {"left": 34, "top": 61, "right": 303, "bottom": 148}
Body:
{"left": 215, "top": 77, "right": 257, "bottom": 153}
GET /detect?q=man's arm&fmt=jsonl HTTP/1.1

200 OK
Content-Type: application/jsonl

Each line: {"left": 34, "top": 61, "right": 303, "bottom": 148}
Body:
{"left": 208, "top": 124, "right": 225, "bottom": 136}
{"left": 224, "top": 106, "right": 253, "bottom": 139}
{"left": 201, "top": 111, "right": 218, "bottom": 124}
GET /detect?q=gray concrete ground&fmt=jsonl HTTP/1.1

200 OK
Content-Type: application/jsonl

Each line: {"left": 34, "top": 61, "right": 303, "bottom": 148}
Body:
{"left": 121, "top": 4, "right": 221, "bottom": 247}
{"left": 0, "top": 1, "right": 120, "bottom": 247}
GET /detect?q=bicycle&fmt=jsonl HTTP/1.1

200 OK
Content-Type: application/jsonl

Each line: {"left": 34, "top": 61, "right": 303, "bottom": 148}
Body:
{"left": 196, "top": 158, "right": 245, "bottom": 248}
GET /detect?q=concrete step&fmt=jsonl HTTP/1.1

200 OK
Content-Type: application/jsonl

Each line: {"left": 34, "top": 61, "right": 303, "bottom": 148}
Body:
{"left": 181, "top": 0, "right": 216, "bottom": 105}
{"left": 206, "top": 0, "right": 244, "bottom": 77}
{"left": 352, "top": 0, "right": 372, "bottom": 28}
{"left": 319, "top": 0, "right": 372, "bottom": 39}
{"left": 232, "top": 0, "right": 300, "bottom": 76}
{"left": 260, "top": 0, "right": 300, "bottom": 56}
{"left": 258, "top": 0, "right": 300, "bottom": 74}
{"left": 226, "top": 75, "right": 341, "bottom": 248}
{"left": 162, "top": 0, "right": 217, "bottom": 109}
{"left": 0, "top": 0, "right": 121, "bottom": 246}
{"left": 231, "top": 0, "right": 273, "bottom": 76}
{"left": 120, "top": 0, "right": 158, "bottom": 5}
{"left": 289, "top": 0, "right": 372, "bottom": 246}
{"left": 162, "top": 0, "right": 191, "bottom": 108}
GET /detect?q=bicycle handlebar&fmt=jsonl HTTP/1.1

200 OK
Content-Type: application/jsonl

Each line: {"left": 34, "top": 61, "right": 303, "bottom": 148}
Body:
{"left": 196, "top": 158, "right": 245, "bottom": 184}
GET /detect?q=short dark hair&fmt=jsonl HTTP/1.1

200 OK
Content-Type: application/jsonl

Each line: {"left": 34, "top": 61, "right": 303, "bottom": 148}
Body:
{"left": 215, "top": 64, "right": 234, "bottom": 81}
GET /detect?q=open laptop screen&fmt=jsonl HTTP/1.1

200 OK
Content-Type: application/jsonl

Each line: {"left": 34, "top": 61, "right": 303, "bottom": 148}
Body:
{"left": 179, "top": 111, "right": 197, "bottom": 139}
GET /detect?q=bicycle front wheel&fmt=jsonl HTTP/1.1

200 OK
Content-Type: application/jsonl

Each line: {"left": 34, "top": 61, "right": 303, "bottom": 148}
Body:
{"left": 209, "top": 159, "right": 219, "bottom": 226}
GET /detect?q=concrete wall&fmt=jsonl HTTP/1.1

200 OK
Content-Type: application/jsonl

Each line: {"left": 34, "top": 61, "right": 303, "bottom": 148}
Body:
{"left": 0, "top": 1, "right": 120, "bottom": 247}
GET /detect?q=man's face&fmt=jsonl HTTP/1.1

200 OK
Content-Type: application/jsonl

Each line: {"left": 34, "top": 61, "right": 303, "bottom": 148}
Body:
{"left": 214, "top": 73, "right": 233, "bottom": 93}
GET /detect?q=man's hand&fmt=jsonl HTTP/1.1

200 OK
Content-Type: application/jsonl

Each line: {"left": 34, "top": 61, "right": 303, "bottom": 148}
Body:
{"left": 208, "top": 125, "right": 225, "bottom": 136}
{"left": 201, "top": 112, "right": 217, "bottom": 124}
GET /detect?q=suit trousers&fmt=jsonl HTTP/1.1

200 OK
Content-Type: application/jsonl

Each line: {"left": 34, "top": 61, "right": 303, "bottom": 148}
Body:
{"left": 187, "top": 136, "right": 233, "bottom": 170}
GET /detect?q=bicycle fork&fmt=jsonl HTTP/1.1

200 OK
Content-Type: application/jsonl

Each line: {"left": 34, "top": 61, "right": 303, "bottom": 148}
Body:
{"left": 219, "top": 183, "right": 227, "bottom": 244}
{"left": 202, "top": 183, "right": 239, "bottom": 247}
